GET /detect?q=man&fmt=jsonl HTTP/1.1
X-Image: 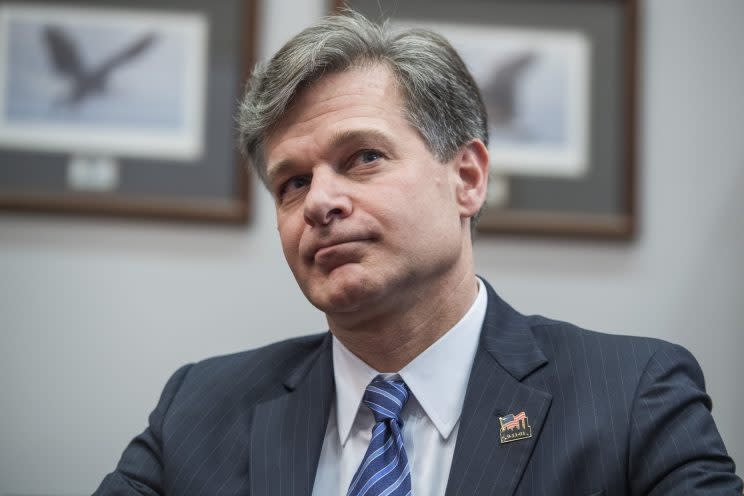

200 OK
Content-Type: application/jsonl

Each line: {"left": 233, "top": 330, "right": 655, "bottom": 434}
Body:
{"left": 96, "top": 11, "right": 741, "bottom": 496}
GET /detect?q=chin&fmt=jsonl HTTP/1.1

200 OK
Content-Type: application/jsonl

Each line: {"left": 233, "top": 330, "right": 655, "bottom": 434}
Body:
{"left": 303, "top": 264, "right": 380, "bottom": 314}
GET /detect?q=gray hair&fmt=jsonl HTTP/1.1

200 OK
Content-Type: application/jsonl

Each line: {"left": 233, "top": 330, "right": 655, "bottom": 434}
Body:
{"left": 237, "top": 10, "right": 489, "bottom": 225}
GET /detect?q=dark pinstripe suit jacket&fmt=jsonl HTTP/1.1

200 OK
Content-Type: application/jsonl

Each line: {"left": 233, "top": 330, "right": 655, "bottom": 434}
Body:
{"left": 96, "top": 280, "right": 741, "bottom": 495}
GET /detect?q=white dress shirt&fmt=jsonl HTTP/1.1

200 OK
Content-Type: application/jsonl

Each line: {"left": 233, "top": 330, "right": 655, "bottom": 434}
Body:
{"left": 312, "top": 279, "right": 487, "bottom": 496}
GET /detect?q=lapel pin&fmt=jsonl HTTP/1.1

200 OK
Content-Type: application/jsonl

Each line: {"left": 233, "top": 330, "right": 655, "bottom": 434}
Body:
{"left": 498, "top": 411, "right": 532, "bottom": 444}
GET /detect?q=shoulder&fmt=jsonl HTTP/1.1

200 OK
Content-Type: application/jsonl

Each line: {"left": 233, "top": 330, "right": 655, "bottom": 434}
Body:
{"left": 530, "top": 314, "right": 665, "bottom": 355}
{"left": 168, "top": 332, "right": 330, "bottom": 409}
{"left": 480, "top": 279, "right": 701, "bottom": 386}
{"left": 527, "top": 314, "right": 705, "bottom": 389}
{"left": 192, "top": 331, "right": 329, "bottom": 374}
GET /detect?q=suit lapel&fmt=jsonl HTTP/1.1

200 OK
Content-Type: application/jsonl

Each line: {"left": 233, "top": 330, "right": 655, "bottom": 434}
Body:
{"left": 445, "top": 282, "right": 552, "bottom": 496}
{"left": 249, "top": 333, "right": 334, "bottom": 496}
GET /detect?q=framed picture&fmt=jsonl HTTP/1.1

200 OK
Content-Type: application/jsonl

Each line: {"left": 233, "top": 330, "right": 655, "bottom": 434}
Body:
{"left": 334, "top": 0, "right": 638, "bottom": 238}
{"left": 0, "top": 0, "right": 256, "bottom": 223}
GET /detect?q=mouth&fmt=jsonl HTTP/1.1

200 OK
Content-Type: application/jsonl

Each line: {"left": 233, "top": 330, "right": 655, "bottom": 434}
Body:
{"left": 314, "top": 238, "right": 368, "bottom": 255}
{"left": 309, "top": 238, "right": 373, "bottom": 270}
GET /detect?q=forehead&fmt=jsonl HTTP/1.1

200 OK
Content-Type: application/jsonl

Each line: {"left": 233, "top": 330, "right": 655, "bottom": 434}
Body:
{"left": 287, "top": 64, "right": 402, "bottom": 125}
{"left": 264, "top": 65, "right": 409, "bottom": 161}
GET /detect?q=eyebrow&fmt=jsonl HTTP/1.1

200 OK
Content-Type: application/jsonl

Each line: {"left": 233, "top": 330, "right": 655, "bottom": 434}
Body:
{"left": 266, "top": 128, "right": 396, "bottom": 185}
{"left": 328, "top": 128, "right": 395, "bottom": 152}
{"left": 265, "top": 159, "right": 298, "bottom": 188}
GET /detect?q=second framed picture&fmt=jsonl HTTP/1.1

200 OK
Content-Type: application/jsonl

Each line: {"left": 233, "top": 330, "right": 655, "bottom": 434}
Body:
{"left": 334, "top": 0, "right": 638, "bottom": 238}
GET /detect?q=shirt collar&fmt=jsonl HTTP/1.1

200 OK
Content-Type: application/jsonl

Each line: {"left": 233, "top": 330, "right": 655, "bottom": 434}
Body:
{"left": 332, "top": 278, "right": 487, "bottom": 445}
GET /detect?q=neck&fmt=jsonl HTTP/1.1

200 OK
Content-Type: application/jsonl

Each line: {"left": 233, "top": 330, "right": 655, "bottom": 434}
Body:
{"left": 327, "top": 265, "right": 478, "bottom": 372}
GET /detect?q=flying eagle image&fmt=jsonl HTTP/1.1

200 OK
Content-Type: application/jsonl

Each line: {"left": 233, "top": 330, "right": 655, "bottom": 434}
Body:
{"left": 480, "top": 51, "right": 536, "bottom": 128}
{"left": 42, "top": 25, "right": 156, "bottom": 105}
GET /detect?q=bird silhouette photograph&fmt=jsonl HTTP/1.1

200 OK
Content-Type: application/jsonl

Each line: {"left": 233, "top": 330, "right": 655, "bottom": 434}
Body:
{"left": 0, "top": 4, "right": 207, "bottom": 161}
{"left": 401, "top": 21, "right": 591, "bottom": 180}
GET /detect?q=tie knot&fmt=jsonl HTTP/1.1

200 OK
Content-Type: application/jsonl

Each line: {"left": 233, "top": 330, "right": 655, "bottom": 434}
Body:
{"left": 362, "top": 376, "right": 410, "bottom": 423}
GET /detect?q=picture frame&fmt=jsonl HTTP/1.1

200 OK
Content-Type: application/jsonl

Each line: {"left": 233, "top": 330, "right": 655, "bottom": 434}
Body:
{"left": 0, "top": 0, "right": 257, "bottom": 223}
{"left": 333, "top": 0, "right": 638, "bottom": 238}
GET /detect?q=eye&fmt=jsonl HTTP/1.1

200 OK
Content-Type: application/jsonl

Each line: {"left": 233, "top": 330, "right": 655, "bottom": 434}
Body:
{"left": 277, "top": 175, "right": 310, "bottom": 201}
{"left": 359, "top": 149, "right": 382, "bottom": 163}
{"left": 350, "top": 149, "right": 384, "bottom": 169}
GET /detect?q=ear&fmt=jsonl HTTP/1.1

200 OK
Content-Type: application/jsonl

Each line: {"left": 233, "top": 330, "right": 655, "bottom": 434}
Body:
{"left": 452, "top": 139, "right": 489, "bottom": 220}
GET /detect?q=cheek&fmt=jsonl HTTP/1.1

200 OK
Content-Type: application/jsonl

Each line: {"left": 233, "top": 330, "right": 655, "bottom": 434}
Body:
{"left": 405, "top": 170, "right": 456, "bottom": 216}
{"left": 279, "top": 232, "right": 294, "bottom": 262}
{"left": 277, "top": 216, "right": 303, "bottom": 262}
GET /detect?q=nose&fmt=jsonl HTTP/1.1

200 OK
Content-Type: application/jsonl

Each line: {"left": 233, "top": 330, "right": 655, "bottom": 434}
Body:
{"left": 303, "top": 167, "right": 352, "bottom": 226}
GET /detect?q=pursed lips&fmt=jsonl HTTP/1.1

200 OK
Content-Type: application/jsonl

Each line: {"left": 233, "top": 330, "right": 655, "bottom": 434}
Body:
{"left": 305, "top": 237, "right": 373, "bottom": 264}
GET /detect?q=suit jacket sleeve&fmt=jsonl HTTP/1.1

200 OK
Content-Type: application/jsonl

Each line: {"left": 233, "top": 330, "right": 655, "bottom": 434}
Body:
{"left": 94, "top": 363, "right": 193, "bottom": 495}
{"left": 628, "top": 342, "right": 741, "bottom": 494}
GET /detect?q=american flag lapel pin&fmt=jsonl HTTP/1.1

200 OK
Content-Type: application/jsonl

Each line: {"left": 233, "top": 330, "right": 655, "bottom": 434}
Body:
{"left": 498, "top": 411, "right": 532, "bottom": 444}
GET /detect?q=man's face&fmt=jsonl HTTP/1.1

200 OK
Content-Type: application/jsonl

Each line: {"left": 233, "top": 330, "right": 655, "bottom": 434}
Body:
{"left": 265, "top": 65, "right": 472, "bottom": 319}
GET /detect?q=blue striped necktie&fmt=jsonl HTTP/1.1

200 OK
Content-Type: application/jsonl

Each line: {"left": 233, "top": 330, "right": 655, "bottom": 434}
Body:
{"left": 347, "top": 376, "right": 412, "bottom": 496}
